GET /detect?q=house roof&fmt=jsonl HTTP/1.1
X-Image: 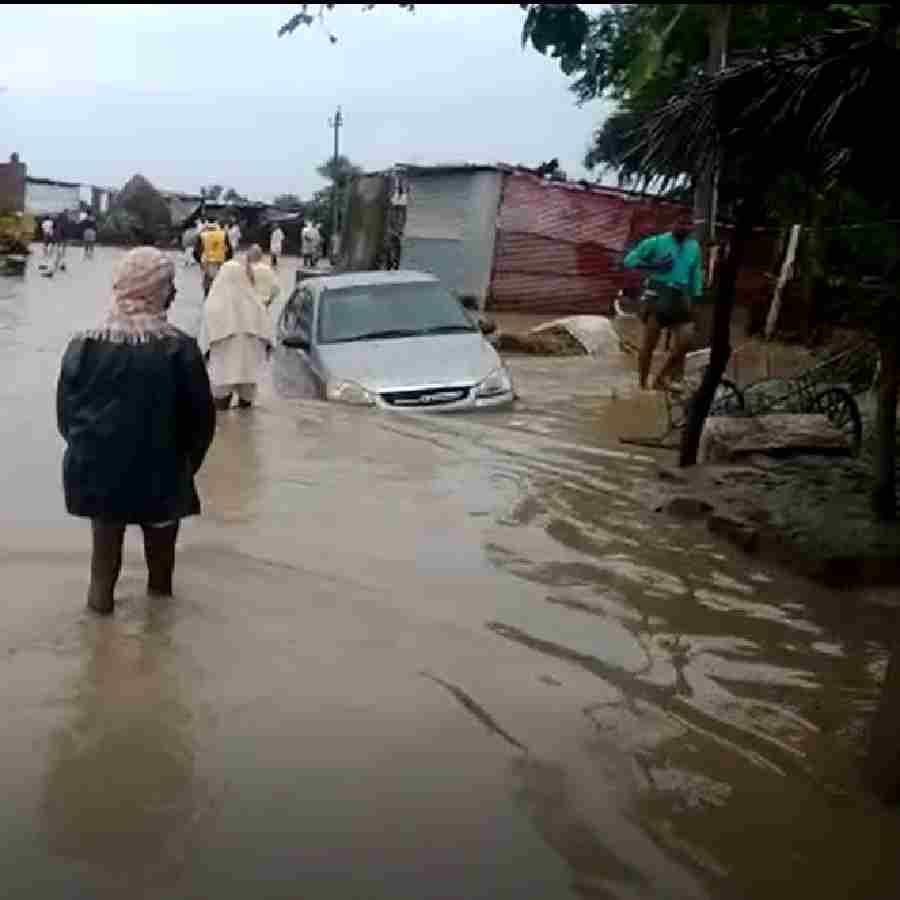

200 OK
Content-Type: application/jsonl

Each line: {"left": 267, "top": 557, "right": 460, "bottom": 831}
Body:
{"left": 26, "top": 176, "right": 81, "bottom": 189}
{"left": 394, "top": 162, "right": 510, "bottom": 176}
{"left": 161, "top": 190, "right": 204, "bottom": 203}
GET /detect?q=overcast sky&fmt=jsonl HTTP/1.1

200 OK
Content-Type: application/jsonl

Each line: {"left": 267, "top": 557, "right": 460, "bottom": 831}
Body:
{"left": 1, "top": 3, "right": 610, "bottom": 201}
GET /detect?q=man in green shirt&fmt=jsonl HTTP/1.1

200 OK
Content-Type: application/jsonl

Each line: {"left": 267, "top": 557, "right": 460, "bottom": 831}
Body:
{"left": 623, "top": 214, "right": 703, "bottom": 390}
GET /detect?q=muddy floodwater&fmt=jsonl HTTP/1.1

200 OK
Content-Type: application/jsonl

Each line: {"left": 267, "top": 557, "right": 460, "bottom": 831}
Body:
{"left": 2, "top": 247, "right": 899, "bottom": 899}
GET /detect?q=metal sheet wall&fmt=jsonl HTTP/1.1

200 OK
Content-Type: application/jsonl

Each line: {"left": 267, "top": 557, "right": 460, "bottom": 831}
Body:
{"left": 400, "top": 170, "right": 503, "bottom": 305}
{"left": 490, "top": 172, "right": 695, "bottom": 315}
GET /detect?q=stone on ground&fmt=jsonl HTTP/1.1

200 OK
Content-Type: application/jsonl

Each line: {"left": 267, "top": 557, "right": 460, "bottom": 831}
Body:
{"left": 699, "top": 414, "right": 851, "bottom": 464}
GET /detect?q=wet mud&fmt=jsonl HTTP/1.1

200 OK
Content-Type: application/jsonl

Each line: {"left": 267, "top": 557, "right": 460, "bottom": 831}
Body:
{"left": 1, "top": 247, "right": 899, "bottom": 899}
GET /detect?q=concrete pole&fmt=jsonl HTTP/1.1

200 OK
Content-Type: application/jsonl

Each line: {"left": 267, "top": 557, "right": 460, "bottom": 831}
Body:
{"left": 328, "top": 105, "right": 343, "bottom": 262}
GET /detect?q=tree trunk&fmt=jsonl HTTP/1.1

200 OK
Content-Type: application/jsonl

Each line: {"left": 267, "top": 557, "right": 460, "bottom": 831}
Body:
{"left": 692, "top": 5, "right": 730, "bottom": 255}
{"left": 680, "top": 195, "right": 757, "bottom": 467}
{"left": 797, "top": 191, "right": 823, "bottom": 341}
{"left": 690, "top": 4, "right": 730, "bottom": 355}
{"left": 872, "top": 335, "right": 898, "bottom": 521}
{"left": 866, "top": 618, "right": 900, "bottom": 802}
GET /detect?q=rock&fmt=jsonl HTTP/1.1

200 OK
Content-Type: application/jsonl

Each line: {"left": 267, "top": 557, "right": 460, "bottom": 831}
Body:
{"left": 708, "top": 513, "right": 760, "bottom": 552}
{"left": 531, "top": 315, "right": 623, "bottom": 356}
{"left": 495, "top": 330, "right": 586, "bottom": 356}
{"left": 699, "top": 414, "right": 851, "bottom": 464}
{"left": 661, "top": 496, "right": 714, "bottom": 518}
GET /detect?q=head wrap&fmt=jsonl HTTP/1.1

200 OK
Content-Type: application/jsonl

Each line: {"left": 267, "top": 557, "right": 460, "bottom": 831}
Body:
{"left": 101, "top": 246, "right": 176, "bottom": 340}
{"left": 203, "top": 260, "right": 273, "bottom": 348}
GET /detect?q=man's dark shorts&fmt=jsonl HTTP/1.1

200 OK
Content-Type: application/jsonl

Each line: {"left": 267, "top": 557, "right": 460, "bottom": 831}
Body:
{"left": 640, "top": 284, "right": 693, "bottom": 329}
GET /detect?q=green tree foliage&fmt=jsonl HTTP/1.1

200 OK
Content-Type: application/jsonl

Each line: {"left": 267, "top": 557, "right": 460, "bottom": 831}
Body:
{"left": 273, "top": 193, "right": 303, "bottom": 209}
{"left": 278, "top": 3, "right": 415, "bottom": 42}
{"left": 111, "top": 174, "right": 172, "bottom": 244}
{"left": 555, "top": 5, "right": 853, "bottom": 180}
{"left": 97, "top": 209, "right": 142, "bottom": 246}
{"left": 316, "top": 155, "right": 362, "bottom": 187}
{"left": 223, "top": 187, "right": 248, "bottom": 203}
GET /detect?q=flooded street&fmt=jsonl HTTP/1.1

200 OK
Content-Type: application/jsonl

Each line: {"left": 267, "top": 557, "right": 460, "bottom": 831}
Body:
{"left": 2, "top": 247, "right": 899, "bottom": 899}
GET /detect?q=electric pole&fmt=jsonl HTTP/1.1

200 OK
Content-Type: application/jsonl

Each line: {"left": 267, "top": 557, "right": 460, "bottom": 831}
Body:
{"left": 328, "top": 105, "right": 343, "bottom": 263}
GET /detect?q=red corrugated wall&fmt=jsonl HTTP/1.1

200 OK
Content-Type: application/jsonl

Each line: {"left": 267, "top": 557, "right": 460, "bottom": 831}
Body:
{"left": 488, "top": 171, "right": 771, "bottom": 316}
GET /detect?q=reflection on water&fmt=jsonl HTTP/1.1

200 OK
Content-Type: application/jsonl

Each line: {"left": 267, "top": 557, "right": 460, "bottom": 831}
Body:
{"left": 199, "top": 412, "right": 266, "bottom": 524}
{"left": 41, "top": 603, "right": 199, "bottom": 892}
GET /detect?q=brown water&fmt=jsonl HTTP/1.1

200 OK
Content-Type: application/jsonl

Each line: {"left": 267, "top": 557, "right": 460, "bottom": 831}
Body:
{"left": 1, "top": 247, "right": 898, "bottom": 899}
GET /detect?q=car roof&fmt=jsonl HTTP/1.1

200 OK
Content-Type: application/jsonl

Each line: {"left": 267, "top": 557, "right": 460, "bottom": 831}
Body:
{"left": 311, "top": 270, "right": 440, "bottom": 293}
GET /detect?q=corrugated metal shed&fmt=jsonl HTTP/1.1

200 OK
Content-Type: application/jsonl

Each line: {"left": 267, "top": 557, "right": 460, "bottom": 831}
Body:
{"left": 400, "top": 169, "right": 503, "bottom": 305}
{"left": 489, "top": 171, "right": 693, "bottom": 315}
{"left": 341, "top": 162, "right": 776, "bottom": 318}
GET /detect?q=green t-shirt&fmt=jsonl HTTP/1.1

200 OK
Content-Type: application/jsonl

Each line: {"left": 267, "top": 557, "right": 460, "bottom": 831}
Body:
{"left": 623, "top": 232, "right": 703, "bottom": 298}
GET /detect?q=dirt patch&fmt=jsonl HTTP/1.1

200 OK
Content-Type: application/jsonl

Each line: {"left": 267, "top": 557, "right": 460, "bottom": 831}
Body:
{"left": 496, "top": 328, "right": 587, "bottom": 357}
{"left": 653, "top": 456, "right": 900, "bottom": 587}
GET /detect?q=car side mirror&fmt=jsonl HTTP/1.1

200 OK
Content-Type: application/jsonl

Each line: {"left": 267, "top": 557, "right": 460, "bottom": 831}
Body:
{"left": 282, "top": 335, "right": 310, "bottom": 351}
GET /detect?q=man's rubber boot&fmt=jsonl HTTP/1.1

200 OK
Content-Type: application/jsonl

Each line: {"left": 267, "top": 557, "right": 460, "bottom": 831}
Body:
{"left": 143, "top": 522, "right": 179, "bottom": 597}
{"left": 88, "top": 521, "right": 126, "bottom": 615}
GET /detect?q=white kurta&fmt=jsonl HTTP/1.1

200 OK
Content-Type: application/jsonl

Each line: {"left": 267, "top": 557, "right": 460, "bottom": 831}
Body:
{"left": 208, "top": 333, "right": 267, "bottom": 400}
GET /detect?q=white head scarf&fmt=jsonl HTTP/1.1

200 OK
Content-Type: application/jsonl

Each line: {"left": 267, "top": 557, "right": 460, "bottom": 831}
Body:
{"left": 99, "top": 246, "right": 177, "bottom": 340}
{"left": 203, "top": 260, "right": 274, "bottom": 348}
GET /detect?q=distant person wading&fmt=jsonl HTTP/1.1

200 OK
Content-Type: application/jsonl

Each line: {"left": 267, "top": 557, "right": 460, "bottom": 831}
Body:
{"left": 201, "top": 253, "right": 274, "bottom": 411}
{"left": 269, "top": 224, "right": 284, "bottom": 269}
{"left": 82, "top": 216, "right": 97, "bottom": 259}
{"left": 194, "top": 220, "right": 233, "bottom": 298}
{"left": 56, "top": 247, "right": 216, "bottom": 615}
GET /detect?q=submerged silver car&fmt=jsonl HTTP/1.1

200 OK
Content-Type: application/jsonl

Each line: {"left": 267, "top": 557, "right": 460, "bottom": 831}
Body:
{"left": 276, "top": 270, "right": 514, "bottom": 411}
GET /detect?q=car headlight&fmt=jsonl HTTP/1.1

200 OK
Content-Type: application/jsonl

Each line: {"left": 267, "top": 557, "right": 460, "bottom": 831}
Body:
{"left": 475, "top": 367, "right": 513, "bottom": 398}
{"left": 325, "top": 380, "right": 376, "bottom": 406}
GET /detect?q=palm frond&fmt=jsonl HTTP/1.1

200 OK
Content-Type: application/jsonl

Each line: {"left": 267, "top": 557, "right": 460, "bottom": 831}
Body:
{"left": 619, "top": 19, "right": 897, "bottom": 196}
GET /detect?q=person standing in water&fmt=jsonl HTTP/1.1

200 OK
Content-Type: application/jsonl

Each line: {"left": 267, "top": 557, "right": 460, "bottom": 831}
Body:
{"left": 82, "top": 216, "right": 97, "bottom": 260}
{"left": 269, "top": 224, "right": 284, "bottom": 269}
{"left": 246, "top": 244, "right": 280, "bottom": 309}
{"left": 301, "top": 221, "right": 318, "bottom": 268}
{"left": 194, "top": 219, "right": 233, "bottom": 299}
{"left": 41, "top": 217, "right": 54, "bottom": 256}
{"left": 202, "top": 254, "right": 274, "bottom": 411}
{"left": 623, "top": 213, "right": 703, "bottom": 391}
{"left": 56, "top": 247, "right": 216, "bottom": 615}
{"left": 53, "top": 212, "right": 70, "bottom": 271}
{"left": 228, "top": 220, "right": 242, "bottom": 253}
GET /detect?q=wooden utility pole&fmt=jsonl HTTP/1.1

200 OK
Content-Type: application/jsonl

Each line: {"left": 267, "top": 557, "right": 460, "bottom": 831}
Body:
{"left": 694, "top": 5, "right": 730, "bottom": 253}
{"left": 693, "top": 4, "right": 731, "bottom": 348}
{"left": 328, "top": 105, "right": 343, "bottom": 262}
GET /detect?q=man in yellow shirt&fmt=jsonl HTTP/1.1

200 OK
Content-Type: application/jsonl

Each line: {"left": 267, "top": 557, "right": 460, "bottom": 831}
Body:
{"left": 193, "top": 220, "right": 234, "bottom": 298}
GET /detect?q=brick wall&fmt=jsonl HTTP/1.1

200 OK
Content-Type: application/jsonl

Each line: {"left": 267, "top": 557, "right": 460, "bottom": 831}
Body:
{"left": 0, "top": 154, "right": 27, "bottom": 212}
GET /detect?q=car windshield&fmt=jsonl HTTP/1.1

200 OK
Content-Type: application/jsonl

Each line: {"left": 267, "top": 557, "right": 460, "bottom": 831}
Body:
{"left": 317, "top": 281, "right": 477, "bottom": 344}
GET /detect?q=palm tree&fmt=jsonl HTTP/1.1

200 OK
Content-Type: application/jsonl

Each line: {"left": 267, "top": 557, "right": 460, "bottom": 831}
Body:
{"left": 621, "top": 5, "right": 899, "bottom": 519}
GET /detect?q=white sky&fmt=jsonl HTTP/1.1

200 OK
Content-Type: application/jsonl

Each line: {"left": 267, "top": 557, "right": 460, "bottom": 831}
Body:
{"left": 1, "top": 4, "right": 610, "bottom": 202}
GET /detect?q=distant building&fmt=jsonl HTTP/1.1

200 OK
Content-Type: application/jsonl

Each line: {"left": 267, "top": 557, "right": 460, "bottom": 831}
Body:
{"left": 160, "top": 191, "right": 204, "bottom": 228}
{"left": 25, "top": 176, "right": 82, "bottom": 217}
{"left": 0, "top": 153, "right": 27, "bottom": 212}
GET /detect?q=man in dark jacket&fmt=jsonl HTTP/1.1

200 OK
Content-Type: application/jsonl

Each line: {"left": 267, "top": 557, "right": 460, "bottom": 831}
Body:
{"left": 57, "top": 247, "right": 216, "bottom": 614}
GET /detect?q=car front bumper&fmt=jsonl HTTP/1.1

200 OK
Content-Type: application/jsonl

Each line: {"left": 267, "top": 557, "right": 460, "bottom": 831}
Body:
{"left": 373, "top": 387, "right": 515, "bottom": 413}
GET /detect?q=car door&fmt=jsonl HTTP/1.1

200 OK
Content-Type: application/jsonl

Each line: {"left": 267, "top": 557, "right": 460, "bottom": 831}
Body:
{"left": 276, "top": 286, "right": 324, "bottom": 396}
